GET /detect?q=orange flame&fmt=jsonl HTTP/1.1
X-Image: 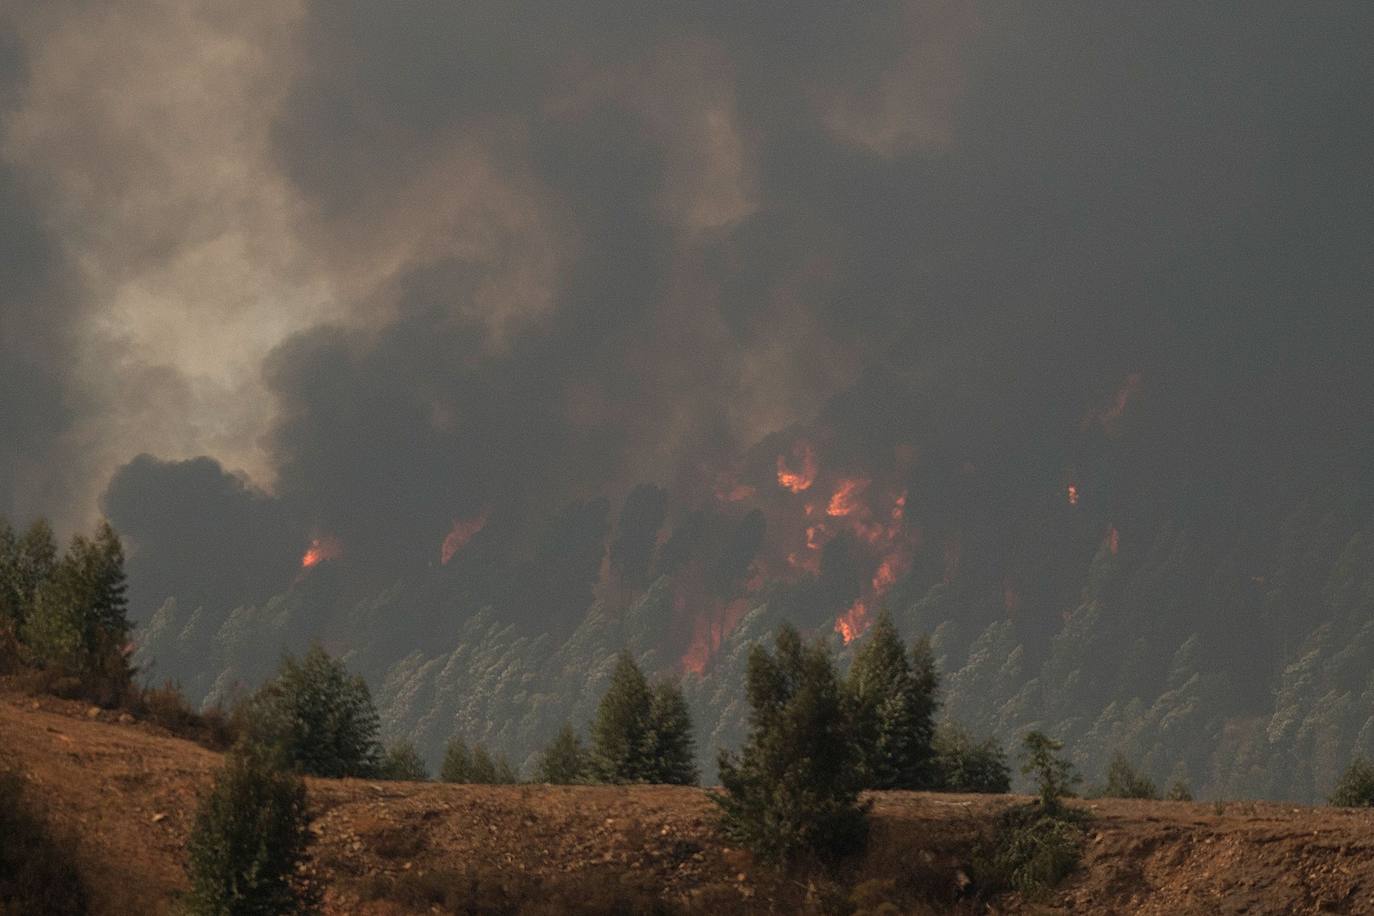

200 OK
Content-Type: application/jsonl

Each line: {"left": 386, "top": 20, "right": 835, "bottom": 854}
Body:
{"left": 441, "top": 509, "right": 490, "bottom": 564}
{"left": 1066, "top": 484, "right": 1079, "bottom": 506}
{"left": 300, "top": 536, "right": 342, "bottom": 569}
{"left": 776, "top": 443, "right": 818, "bottom": 493}
{"left": 835, "top": 599, "right": 868, "bottom": 644}
{"left": 826, "top": 478, "right": 869, "bottom": 517}
{"left": 682, "top": 597, "right": 751, "bottom": 674}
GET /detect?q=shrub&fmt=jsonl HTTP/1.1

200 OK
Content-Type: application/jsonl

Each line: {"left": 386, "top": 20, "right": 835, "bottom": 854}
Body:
{"left": 535, "top": 724, "right": 590, "bottom": 784}
{"left": 1098, "top": 753, "right": 1158, "bottom": 800}
{"left": 713, "top": 623, "right": 869, "bottom": 866}
{"left": 1166, "top": 780, "right": 1193, "bottom": 802}
{"left": 379, "top": 741, "right": 429, "bottom": 781}
{"left": 1329, "top": 757, "right": 1374, "bottom": 807}
{"left": 974, "top": 805, "right": 1085, "bottom": 900}
{"left": 185, "top": 748, "right": 315, "bottom": 915}
{"left": 0, "top": 765, "right": 88, "bottom": 915}
{"left": 932, "top": 723, "right": 1011, "bottom": 794}
{"left": 239, "top": 646, "right": 382, "bottom": 778}
{"left": 847, "top": 611, "right": 940, "bottom": 790}
{"left": 132, "top": 679, "right": 238, "bottom": 751}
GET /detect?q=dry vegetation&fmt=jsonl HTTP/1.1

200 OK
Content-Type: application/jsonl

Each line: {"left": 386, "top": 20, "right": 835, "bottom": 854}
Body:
{"left": 5, "top": 686, "right": 1374, "bottom": 914}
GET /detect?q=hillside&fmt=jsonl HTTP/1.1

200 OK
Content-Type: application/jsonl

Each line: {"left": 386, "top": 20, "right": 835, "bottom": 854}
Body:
{"left": 6, "top": 688, "right": 1374, "bottom": 914}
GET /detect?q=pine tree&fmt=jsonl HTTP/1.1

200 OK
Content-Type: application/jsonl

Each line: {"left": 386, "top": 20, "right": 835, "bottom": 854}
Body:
{"left": 535, "top": 724, "right": 589, "bottom": 784}
{"left": 185, "top": 747, "right": 315, "bottom": 915}
{"left": 847, "top": 610, "right": 939, "bottom": 789}
{"left": 590, "top": 651, "right": 655, "bottom": 782}
{"left": 713, "top": 624, "right": 869, "bottom": 865}
{"left": 241, "top": 646, "right": 383, "bottom": 778}
{"left": 469, "top": 744, "right": 517, "bottom": 784}
{"left": 647, "top": 680, "right": 698, "bottom": 785}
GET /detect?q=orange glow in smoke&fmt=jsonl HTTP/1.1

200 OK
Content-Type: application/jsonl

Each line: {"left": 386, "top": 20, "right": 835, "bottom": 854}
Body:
{"left": 1066, "top": 484, "right": 1079, "bottom": 506}
{"left": 300, "top": 536, "right": 342, "bottom": 569}
{"left": 441, "top": 509, "right": 490, "bottom": 564}
{"left": 682, "top": 597, "right": 752, "bottom": 674}
{"left": 776, "top": 443, "right": 818, "bottom": 493}
{"left": 1107, "top": 526, "right": 1120, "bottom": 555}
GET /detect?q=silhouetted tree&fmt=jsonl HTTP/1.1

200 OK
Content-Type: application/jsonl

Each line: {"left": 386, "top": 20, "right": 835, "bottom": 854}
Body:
{"left": 186, "top": 747, "right": 314, "bottom": 914}
{"left": 440, "top": 738, "right": 515, "bottom": 783}
{"left": 647, "top": 680, "right": 698, "bottom": 785}
{"left": 379, "top": 740, "right": 429, "bottom": 781}
{"left": 240, "top": 646, "right": 382, "bottom": 778}
{"left": 1021, "top": 732, "right": 1080, "bottom": 815}
{"left": 1098, "top": 752, "right": 1158, "bottom": 799}
{"left": 1329, "top": 758, "right": 1374, "bottom": 807}
{"left": 590, "top": 652, "right": 696, "bottom": 784}
{"left": 535, "top": 724, "right": 589, "bottom": 784}
{"left": 590, "top": 652, "right": 655, "bottom": 782}
{"left": 847, "top": 611, "right": 939, "bottom": 789}
{"left": 714, "top": 624, "right": 868, "bottom": 865}
{"left": 933, "top": 723, "right": 1011, "bottom": 794}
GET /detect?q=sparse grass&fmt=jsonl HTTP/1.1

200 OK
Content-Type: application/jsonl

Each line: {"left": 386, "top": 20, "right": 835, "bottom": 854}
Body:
{"left": 0, "top": 764, "right": 89, "bottom": 915}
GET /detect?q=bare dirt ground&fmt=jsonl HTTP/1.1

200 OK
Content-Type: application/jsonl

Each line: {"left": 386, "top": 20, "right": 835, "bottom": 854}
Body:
{"left": 5, "top": 689, "right": 1374, "bottom": 914}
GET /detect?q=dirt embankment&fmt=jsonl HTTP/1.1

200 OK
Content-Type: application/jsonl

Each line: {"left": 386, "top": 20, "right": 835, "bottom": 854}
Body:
{"left": 4, "top": 691, "right": 1374, "bottom": 914}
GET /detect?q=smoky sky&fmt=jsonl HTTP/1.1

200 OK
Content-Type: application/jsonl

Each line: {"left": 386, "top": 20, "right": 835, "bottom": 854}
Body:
{"left": 1, "top": 2, "right": 1372, "bottom": 616}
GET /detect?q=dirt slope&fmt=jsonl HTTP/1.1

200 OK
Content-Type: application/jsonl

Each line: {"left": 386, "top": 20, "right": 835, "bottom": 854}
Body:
{"left": 5, "top": 691, "right": 1374, "bottom": 914}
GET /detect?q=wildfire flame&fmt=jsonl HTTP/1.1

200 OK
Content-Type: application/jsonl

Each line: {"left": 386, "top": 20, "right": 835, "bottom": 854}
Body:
{"left": 441, "top": 509, "right": 490, "bottom": 564}
{"left": 300, "top": 536, "right": 342, "bottom": 569}
{"left": 835, "top": 599, "right": 868, "bottom": 644}
{"left": 826, "top": 478, "right": 869, "bottom": 517}
{"left": 682, "top": 597, "right": 751, "bottom": 675}
{"left": 776, "top": 443, "right": 818, "bottom": 493}
{"left": 1066, "top": 484, "right": 1079, "bottom": 506}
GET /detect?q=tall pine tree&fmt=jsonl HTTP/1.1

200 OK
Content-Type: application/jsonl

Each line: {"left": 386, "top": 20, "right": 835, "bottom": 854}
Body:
{"left": 847, "top": 610, "right": 939, "bottom": 789}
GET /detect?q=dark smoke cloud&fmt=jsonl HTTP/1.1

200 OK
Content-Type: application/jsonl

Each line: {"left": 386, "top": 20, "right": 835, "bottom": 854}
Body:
{"left": 0, "top": 2, "right": 1369, "bottom": 628}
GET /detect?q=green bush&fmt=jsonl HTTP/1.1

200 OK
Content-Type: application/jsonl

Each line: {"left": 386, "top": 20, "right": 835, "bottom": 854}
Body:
{"left": 185, "top": 748, "right": 315, "bottom": 915}
{"left": 713, "top": 624, "right": 869, "bottom": 866}
{"left": 535, "top": 724, "right": 590, "bottom": 784}
{"left": 239, "top": 646, "right": 382, "bottom": 778}
{"left": 974, "top": 805, "right": 1085, "bottom": 900}
{"left": 1097, "top": 753, "right": 1158, "bottom": 800}
{"left": 932, "top": 723, "right": 1011, "bottom": 794}
{"left": 0, "top": 765, "right": 88, "bottom": 915}
{"left": 1329, "top": 757, "right": 1374, "bottom": 807}
{"left": 378, "top": 741, "right": 429, "bottom": 781}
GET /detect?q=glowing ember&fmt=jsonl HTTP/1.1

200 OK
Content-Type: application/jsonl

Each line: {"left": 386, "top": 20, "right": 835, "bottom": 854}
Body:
{"left": 1066, "top": 484, "right": 1079, "bottom": 506}
{"left": 776, "top": 443, "right": 818, "bottom": 493}
{"left": 300, "top": 536, "right": 342, "bottom": 569}
{"left": 441, "top": 509, "right": 490, "bottom": 564}
{"left": 1107, "top": 526, "right": 1120, "bottom": 555}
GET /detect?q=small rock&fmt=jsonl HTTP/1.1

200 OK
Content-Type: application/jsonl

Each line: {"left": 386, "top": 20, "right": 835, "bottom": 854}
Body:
{"left": 151, "top": 812, "right": 167, "bottom": 823}
{"left": 86, "top": 706, "right": 102, "bottom": 719}
{"left": 118, "top": 713, "right": 135, "bottom": 725}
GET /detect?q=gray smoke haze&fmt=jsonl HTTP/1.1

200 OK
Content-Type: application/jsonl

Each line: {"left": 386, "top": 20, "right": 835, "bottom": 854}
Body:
{"left": 1, "top": 2, "right": 1371, "bottom": 616}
